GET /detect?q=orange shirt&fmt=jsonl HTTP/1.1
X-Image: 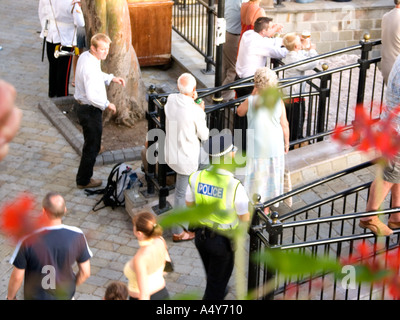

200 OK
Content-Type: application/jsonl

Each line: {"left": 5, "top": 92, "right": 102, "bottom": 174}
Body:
{"left": 240, "top": 1, "right": 266, "bottom": 37}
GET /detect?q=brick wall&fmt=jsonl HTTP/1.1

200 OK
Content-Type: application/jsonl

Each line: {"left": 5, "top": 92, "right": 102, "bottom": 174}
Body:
{"left": 262, "top": 0, "right": 393, "bottom": 56}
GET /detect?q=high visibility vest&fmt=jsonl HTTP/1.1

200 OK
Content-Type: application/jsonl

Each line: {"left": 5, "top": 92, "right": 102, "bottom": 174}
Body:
{"left": 190, "top": 168, "right": 241, "bottom": 231}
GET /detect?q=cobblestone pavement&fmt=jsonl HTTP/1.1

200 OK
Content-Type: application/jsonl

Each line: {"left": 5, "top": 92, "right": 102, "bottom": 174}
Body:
{"left": 0, "top": 0, "right": 208, "bottom": 300}
{"left": 0, "top": 0, "right": 380, "bottom": 302}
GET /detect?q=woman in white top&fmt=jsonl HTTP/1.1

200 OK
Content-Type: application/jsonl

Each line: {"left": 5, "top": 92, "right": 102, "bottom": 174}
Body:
{"left": 237, "top": 67, "right": 290, "bottom": 214}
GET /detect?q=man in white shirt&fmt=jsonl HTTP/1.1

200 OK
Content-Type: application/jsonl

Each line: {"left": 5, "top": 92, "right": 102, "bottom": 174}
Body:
{"left": 164, "top": 73, "right": 210, "bottom": 242}
{"left": 235, "top": 16, "right": 287, "bottom": 97}
{"left": 38, "top": 0, "right": 85, "bottom": 97}
{"left": 74, "top": 33, "right": 125, "bottom": 189}
{"left": 234, "top": 16, "right": 287, "bottom": 151}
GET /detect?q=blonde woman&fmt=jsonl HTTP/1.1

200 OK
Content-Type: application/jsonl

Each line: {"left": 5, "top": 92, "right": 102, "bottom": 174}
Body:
{"left": 124, "top": 212, "right": 170, "bottom": 300}
{"left": 237, "top": 67, "right": 290, "bottom": 214}
{"left": 282, "top": 32, "right": 318, "bottom": 144}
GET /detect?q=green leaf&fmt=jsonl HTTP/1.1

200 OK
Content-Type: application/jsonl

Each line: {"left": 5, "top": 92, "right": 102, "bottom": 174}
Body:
{"left": 352, "top": 265, "right": 392, "bottom": 284}
{"left": 158, "top": 203, "right": 229, "bottom": 229}
{"left": 254, "top": 249, "right": 343, "bottom": 277}
{"left": 256, "top": 87, "right": 281, "bottom": 111}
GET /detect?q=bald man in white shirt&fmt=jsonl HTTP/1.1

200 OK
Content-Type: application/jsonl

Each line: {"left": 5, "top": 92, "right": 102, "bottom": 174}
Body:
{"left": 74, "top": 33, "right": 125, "bottom": 189}
{"left": 164, "top": 73, "right": 210, "bottom": 242}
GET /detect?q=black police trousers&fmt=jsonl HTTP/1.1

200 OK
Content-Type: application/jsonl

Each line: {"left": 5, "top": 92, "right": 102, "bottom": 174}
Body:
{"left": 195, "top": 228, "right": 234, "bottom": 300}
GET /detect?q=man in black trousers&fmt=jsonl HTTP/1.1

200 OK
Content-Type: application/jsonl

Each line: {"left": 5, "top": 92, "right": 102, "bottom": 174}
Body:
{"left": 73, "top": 33, "right": 125, "bottom": 189}
{"left": 185, "top": 133, "right": 250, "bottom": 299}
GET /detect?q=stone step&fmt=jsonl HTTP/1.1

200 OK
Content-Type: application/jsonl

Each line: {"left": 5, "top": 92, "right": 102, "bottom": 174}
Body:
{"left": 286, "top": 139, "right": 376, "bottom": 187}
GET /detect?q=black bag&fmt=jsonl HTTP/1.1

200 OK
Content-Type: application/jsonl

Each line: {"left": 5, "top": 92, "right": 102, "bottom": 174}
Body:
{"left": 164, "top": 260, "right": 174, "bottom": 273}
{"left": 85, "top": 163, "right": 140, "bottom": 211}
{"left": 161, "top": 237, "right": 174, "bottom": 273}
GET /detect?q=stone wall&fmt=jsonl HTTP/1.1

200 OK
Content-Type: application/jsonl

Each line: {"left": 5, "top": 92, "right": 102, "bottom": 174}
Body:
{"left": 261, "top": 0, "right": 393, "bottom": 56}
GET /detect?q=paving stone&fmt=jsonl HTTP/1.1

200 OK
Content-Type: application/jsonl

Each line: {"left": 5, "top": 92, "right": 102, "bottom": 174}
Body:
{"left": 0, "top": 0, "right": 385, "bottom": 302}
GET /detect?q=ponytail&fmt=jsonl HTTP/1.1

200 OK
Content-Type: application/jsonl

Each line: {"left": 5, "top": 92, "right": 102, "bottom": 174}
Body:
{"left": 133, "top": 211, "right": 163, "bottom": 238}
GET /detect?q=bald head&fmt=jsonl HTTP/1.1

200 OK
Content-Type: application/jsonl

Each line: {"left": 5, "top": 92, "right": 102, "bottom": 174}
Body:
{"left": 177, "top": 73, "right": 196, "bottom": 95}
{"left": 42, "top": 192, "right": 66, "bottom": 219}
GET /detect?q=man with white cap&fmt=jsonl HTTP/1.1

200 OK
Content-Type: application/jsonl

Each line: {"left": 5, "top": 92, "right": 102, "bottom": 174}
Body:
{"left": 185, "top": 133, "right": 250, "bottom": 300}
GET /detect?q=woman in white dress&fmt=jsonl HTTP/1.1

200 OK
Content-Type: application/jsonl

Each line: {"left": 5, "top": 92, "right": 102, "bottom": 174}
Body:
{"left": 237, "top": 67, "right": 290, "bottom": 214}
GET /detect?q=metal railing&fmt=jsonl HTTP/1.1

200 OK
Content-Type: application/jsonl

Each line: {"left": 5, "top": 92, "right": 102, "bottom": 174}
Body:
{"left": 248, "top": 161, "right": 400, "bottom": 300}
{"left": 144, "top": 36, "right": 384, "bottom": 215}
{"left": 172, "top": 0, "right": 217, "bottom": 74}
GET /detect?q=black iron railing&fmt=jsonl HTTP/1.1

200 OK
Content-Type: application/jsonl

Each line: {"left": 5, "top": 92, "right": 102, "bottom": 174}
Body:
{"left": 248, "top": 161, "right": 400, "bottom": 300}
{"left": 145, "top": 35, "right": 384, "bottom": 224}
{"left": 172, "top": 0, "right": 217, "bottom": 74}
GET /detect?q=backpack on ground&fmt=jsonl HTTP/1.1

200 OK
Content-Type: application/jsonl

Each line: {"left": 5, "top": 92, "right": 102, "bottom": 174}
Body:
{"left": 85, "top": 162, "right": 140, "bottom": 211}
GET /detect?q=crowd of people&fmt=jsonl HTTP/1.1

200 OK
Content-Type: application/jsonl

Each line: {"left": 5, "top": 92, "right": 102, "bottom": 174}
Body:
{"left": 1, "top": 0, "right": 400, "bottom": 301}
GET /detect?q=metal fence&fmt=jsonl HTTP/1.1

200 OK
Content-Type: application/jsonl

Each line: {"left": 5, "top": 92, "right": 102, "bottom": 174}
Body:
{"left": 248, "top": 161, "right": 400, "bottom": 300}
{"left": 144, "top": 36, "right": 385, "bottom": 214}
{"left": 144, "top": 34, "right": 400, "bottom": 299}
{"left": 172, "top": 0, "right": 218, "bottom": 74}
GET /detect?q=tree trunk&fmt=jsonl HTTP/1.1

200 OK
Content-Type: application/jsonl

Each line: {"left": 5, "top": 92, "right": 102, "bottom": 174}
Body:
{"left": 81, "top": 0, "right": 146, "bottom": 127}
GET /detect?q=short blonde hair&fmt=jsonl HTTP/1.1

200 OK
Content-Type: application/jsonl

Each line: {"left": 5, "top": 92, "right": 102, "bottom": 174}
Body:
{"left": 282, "top": 33, "right": 299, "bottom": 51}
{"left": 91, "top": 33, "right": 112, "bottom": 49}
{"left": 254, "top": 67, "right": 278, "bottom": 89}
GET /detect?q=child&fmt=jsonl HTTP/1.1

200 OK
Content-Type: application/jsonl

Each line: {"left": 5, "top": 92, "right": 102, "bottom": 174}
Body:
{"left": 104, "top": 281, "right": 129, "bottom": 300}
{"left": 282, "top": 33, "right": 319, "bottom": 146}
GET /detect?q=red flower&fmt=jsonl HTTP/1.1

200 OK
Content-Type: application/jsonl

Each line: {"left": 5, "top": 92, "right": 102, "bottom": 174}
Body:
{"left": 333, "top": 103, "right": 400, "bottom": 161}
{"left": 386, "top": 248, "right": 400, "bottom": 272}
{"left": 388, "top": 276, "right": 400, "bottom": 300}
{"left": 356, "top": 242, "right": 371, "bottom": 259}
{"left": 0, "top": 193, "right": 50, "bottom": 243}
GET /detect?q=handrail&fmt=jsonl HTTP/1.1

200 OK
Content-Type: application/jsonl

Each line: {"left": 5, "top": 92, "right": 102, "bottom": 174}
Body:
{"left": 261, "top": 160, "right": 374, "bottom": 210}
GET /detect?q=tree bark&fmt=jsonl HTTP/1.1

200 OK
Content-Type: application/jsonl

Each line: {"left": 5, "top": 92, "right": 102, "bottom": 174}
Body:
{"left": 81, "top": 0, "right": 146, "bottom": 127}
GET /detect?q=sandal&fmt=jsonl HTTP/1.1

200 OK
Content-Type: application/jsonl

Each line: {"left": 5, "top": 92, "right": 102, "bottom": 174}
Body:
{"left": 359, "top": 219, "right": 393, "bottom": 236}
{"left": 173, "top": 230, "right": 195, "bottom": 242}
{"left": 388, "top": 221, "right": 400, "bottom": 230}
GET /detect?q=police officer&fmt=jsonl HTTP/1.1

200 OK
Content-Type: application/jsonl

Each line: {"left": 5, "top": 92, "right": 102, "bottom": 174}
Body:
{"left": 185, "top": 133, "right": 250, "bottom": 300}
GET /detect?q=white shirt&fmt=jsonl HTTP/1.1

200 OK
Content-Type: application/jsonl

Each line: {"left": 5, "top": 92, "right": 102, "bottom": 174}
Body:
{"left": 282, "top": 49, "right": 318, "bottom": 96}
{"left": 74, "top": 51, "right": 114, "bottom": 110}
{"left": 38, "top": 0, "right": 85, "bottom": 46}
{"left": 236, "top": 30, "right": 288, "bottom": 78}
{"left": 185, "top": 167, "right": 249, "bottom": 216}
{"left": 164, "top": 93, "right": 209, "bottom": 175}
